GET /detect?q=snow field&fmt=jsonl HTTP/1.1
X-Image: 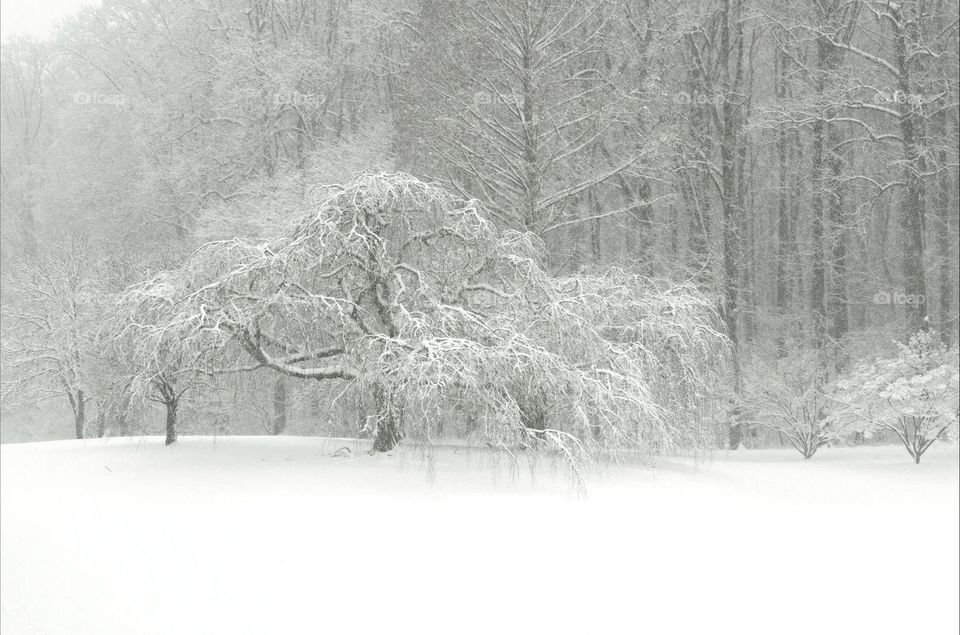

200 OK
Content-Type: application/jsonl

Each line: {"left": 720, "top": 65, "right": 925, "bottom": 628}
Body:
{"left": 1, "top": 437, "right": 957, "bottom": 634}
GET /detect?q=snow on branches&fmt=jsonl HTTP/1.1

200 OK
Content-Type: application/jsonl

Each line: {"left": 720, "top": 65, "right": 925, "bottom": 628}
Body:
{"left": 830, "top": 331, "right": 959, "bottom": 463}
{"left": 742, "top": 349, "right": 852, "bottom": 459}
{"left": 110, "top": 172, "right": 729, "bottom": 470}
{"left": 0, "top": 238, "right": 98, "bottom": 439}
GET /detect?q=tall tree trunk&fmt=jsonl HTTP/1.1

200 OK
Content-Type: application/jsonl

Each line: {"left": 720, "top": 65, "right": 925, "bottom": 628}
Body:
{"left": 272, "top": 376, "right": 287, "bottom": 435}
{"left": 73, "top": 389, "right": 85, "bottom": 440}
{"left": 892, "top": 10, "right": 929, "bottom": 335}
{"left": 589, "top": 188, "right": 602, "bottom": 262}
{"left": 165, "top": 399, "right": 178, "bottom": 446}
{"left": 519, "top": 25, "right": 540, "bottom": 232}
{"left": 850, "top": 232, "right": 868, "bottom": 333}
{"left": 809, "top": 0, "right": 854, "bottom": 356}
{"left": 720, "top": 0, "right": 744, "bottom": 448}
{"left": 566, "top": 193, "right": 587, "bottom": 273}
{"left": 826, "top": 131, "right": 848, "bottom": 348}
{"left": 774, "top": 47, "right": 793, "bottom": 357}
{"left": 809, "top": 39, "right": 828, "bottom": 352}
{"left": 935, "top": 111, "right": 955, "bottom": 346}
{"left": 683, "top": 35, "right": 713, "bottom": 283}
{"left": 736, "top": 21, "right": 756, "bottom": 344}
{"left": 371, "top": 382, "right": 403, "bottom": 452}
{"left": 17, "top": 180, "right": 38, "bottom": 259}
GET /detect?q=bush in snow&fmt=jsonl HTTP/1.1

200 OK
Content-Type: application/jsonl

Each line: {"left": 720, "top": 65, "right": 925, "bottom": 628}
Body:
{"left": 830, "top": 331, "right": 959, "bottom": 463}
{"left": 742, "top": 349, "right": 850, "bottom": 459}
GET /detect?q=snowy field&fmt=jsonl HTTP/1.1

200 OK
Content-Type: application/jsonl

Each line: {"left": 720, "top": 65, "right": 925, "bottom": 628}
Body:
{"left": 1, "top": 436, "right": 958, "bottom": 635}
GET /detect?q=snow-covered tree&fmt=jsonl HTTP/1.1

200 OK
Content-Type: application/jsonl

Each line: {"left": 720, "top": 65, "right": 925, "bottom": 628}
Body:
{"left": 108, "top": 246, "right": 243, "bottom": 445}
{"left": 831, "top": 331, "right": 960, "bottom": 463}
{"left": 113, "top": 173, "right": 728, "bottom": 474}
{"left": 743, "top": 349, "right": 851, "bottom": 459}
{"left": 0, "top": 238, "right": 98, "bottom": 438}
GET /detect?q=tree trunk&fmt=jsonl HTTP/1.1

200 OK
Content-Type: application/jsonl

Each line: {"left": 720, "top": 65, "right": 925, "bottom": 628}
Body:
{"left": 719, "top": 0, "right": 744, "bottom": 448}
{"left": 371, "top": 382, "right": 403, "bottom": 452}
{"left": 810, "top": 90, "right": 827, "bottom": 350}
{"left": 567, "top": 194, "right": 587, "bottom": 273}
{"left": 774, "top": 44, "right": 802, "bottom": 355}
{"left": 809, "top": 4, "right": 849, "bottom": 354}
{"left": 165, "top": 399, "right": 178, "bottom": 446}
{"left": 357, "top": 391, "right": 369, "bottom": 436}
{"left": 681, "top": 35, "right": 713, "bottom": 282}
{"left": 519, "top": 34, "right": 540, "bottom": 232}
{"left": 736, "top": 22, "right": 756, "bottom": 344}
{"left": 18, "top": 187, "right": 38, "bottom": 258}
{"left": 589, "top": 188, "right": 602, "bottom": 262}
{"left": 826, "top": 129, "right": 848, "bottom": 348}
{"left": 774, "top": 49, "right": 789, "bottom": 357}
{"left": 74, "top": 389, "right": 85, "bottom": 440}
{"left": 272, "top": 376, "right": 287, "bottom": 435}
{"left": 898, "top": 108, "right": 929, "bottom": 336}
{"left": 935, "top": 112, "right": 955, "bottom": 346}
{"left": 892, "top": 12, "right": 929, "bottom": 335}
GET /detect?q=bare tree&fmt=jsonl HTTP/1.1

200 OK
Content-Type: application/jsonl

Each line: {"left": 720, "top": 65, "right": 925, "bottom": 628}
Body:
{"left": 403, "top": 0, "right": 651, "bottom": 238}
{"left": 803, "top": 0, "right": 959, "bottom": 335}
{"left": 1, "top": 239, "right": 97, "bottom": 438}
{"left": 0, "top": 39, "right": 51, "bottom": 261}
{"left": 744, "top": 349, "right": 850, "bottom": 458}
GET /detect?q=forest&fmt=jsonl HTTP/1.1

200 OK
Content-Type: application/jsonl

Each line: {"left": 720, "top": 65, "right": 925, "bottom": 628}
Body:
{"left": 1, "top": 0, "right": 958, "bottom": 467}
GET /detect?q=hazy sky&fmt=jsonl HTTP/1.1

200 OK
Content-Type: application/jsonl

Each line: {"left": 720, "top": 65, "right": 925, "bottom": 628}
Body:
{"left": 0, "top": 0, "right": 99, "bottom": 41}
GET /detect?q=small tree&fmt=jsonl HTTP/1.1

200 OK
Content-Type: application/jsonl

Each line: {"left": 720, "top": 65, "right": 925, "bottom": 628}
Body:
{"left": 832, "top": 331, "right": 960, "bottom": 463}
{"left": 87, "top": 354, "right": 136, "bottom": 438}
{"left": 108, "top": 259, "right": 232, "bottom": 446}
{"left": 0, "top": 239, "right": 98, "bottom": 439}
{"left": 83, "top": 249, "right": 174, "bottom": 439}
{"left": 743, "top": 350, "right": 850, "bottom": 459}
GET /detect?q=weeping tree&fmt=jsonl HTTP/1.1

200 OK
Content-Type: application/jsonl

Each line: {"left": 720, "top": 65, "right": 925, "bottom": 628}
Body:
{"left": 107, "top": 253, "right": 239, "bottom": 445}
{"left": 104, "top": 328, "right": 202, "bottom": 447}
{"left": 114, "top": 173, "right": 728, "bottom": 471}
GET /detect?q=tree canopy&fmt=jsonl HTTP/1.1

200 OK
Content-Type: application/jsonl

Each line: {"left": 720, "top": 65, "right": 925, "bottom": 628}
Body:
{"left": 112, "top": 172, "right": 729, "bottom": 467}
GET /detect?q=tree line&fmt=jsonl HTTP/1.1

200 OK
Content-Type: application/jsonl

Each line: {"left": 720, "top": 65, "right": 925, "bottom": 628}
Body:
{"left": 1, "top": 0, "right": 957, "bottom": 459}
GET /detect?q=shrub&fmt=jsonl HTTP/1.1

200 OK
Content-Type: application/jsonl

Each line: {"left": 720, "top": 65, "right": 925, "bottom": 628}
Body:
{"left": 831, "top": 331, "right": 959, "bottom": 463}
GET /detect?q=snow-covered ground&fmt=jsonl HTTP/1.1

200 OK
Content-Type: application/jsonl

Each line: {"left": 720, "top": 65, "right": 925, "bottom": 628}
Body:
{"left": 1, "top": 436, "right": 957, "bottom": 635}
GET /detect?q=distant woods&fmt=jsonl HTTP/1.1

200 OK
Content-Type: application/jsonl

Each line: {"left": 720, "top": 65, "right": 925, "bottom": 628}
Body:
{"left": 1, "top": 0, "right": 958, "bottom": 454}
